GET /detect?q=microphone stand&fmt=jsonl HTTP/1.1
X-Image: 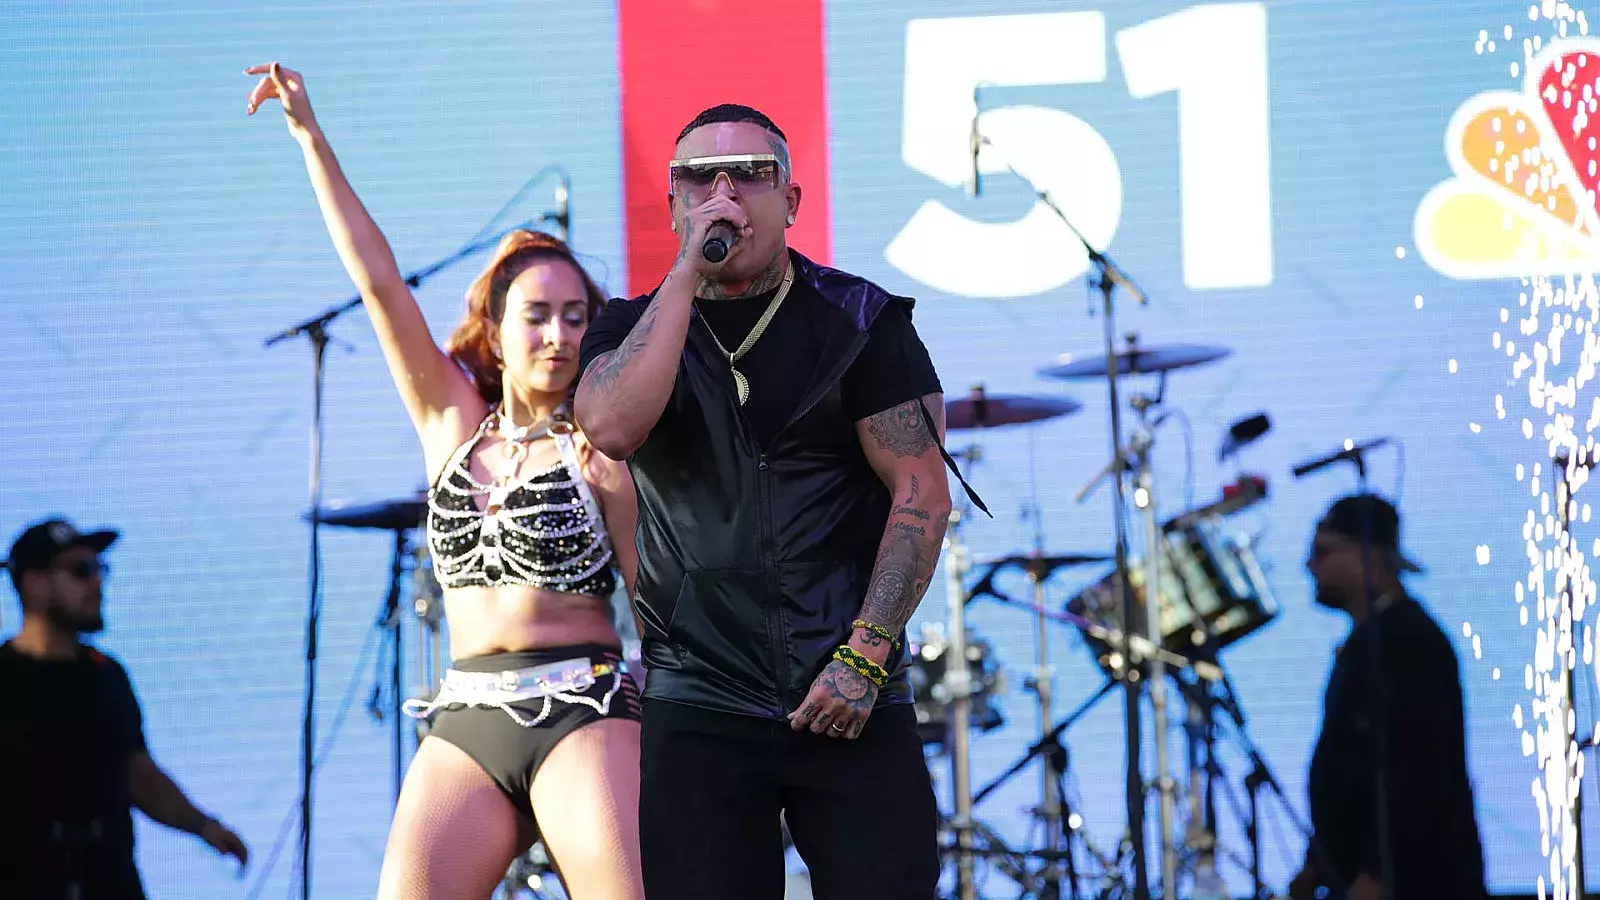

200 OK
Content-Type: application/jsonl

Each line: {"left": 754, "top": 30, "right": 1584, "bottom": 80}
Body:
{"left": 1556, "top": 450, "right": 1588, "bottom": 900}
{"left": 1018, "top": 164, "right": 1161, "bottom": 900}
{"left": 262, "top": 219, "right": 553, "bottom": 899}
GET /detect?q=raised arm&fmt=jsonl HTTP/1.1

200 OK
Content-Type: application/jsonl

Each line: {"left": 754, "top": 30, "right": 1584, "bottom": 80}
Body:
{"left": 574, "top": 194, "right": 751, "bottom": 459}
{"left": 246, "top": 63, "right": 477, "bottom": 436}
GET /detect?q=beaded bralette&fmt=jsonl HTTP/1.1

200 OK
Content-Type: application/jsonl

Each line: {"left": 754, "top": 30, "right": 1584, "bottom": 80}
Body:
{"left": 425, "top": 414, "right": 616, "bottom": 597}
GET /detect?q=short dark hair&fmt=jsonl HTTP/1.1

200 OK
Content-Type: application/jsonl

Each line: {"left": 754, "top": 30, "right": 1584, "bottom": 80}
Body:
{"left": 676, "top": 103, "right": 787, "bottom": 144}
{"left": 676, "top": 104, "right": 792, "bottom": 179}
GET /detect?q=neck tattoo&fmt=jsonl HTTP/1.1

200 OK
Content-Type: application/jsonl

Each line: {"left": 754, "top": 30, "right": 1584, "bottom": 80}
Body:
{"left": 698, "top": 252, "right": 789, "bottom": 301}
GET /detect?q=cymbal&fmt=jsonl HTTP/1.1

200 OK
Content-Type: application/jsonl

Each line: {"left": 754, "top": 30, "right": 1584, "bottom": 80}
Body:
{"left": 977, "top": 551, "right": 1113, "bottom": 578}
{"left": 312, "top": 495, "right": 427, "bottom": 531}
{"left": 1038, "top": 344, "right": 1231, "bottom": 380}
{"left": 945, "top": 387, "right": 1081, "bottom": 430}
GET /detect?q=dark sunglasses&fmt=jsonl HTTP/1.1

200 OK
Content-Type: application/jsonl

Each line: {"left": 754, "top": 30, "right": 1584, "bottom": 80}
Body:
{"left": 1308, "top": 539, "right": 1359, "bottom": 562}
{"left": 55, "top": 559, "right": 108, "bottom": 580}
{"left": 668, "top": 153, "right": 785, "bottom": 197}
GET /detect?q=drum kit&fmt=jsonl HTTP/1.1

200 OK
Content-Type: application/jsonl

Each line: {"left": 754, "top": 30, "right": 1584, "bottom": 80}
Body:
{"left": 921, "top": 333, "right": 1290, "bottom": 900}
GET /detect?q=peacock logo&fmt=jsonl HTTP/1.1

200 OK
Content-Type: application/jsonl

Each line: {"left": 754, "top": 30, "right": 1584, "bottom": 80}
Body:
{"left": 1416, "top": 39, "right": 1600, "bottom": 279}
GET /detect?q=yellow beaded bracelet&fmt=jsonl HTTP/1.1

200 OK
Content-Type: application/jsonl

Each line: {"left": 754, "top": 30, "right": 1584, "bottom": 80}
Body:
{"left": 851, "top": 618, "right": 901, "bottom": 649}
{"left": 833, "top": 645, "right": 888, "bottom": 688}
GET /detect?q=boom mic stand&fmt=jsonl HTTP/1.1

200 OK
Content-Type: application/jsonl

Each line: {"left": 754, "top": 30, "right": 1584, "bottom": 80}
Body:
{"left": 979, "top": 131, "right": 1162, "bottom": 900}
{"left": 263, "top": 216, "right": 559, "bottom": 899}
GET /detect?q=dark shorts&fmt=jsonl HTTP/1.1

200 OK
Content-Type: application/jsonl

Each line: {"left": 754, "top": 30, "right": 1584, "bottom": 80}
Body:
{"left": 425, "top": 644, "right": 641, "bottom": 822}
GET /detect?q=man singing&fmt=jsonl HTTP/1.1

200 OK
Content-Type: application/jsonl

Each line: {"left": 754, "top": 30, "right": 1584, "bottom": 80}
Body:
{"left": 576, "top": 104, "right": 954, "bottom": 899}
{"left": 1, "top": 518, "right": 249, "bottom": 899}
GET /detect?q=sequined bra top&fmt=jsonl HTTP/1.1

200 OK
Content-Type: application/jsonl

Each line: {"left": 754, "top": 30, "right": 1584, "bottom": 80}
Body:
{"left": 425, "top": 413, "right": 617, "bottom": 598}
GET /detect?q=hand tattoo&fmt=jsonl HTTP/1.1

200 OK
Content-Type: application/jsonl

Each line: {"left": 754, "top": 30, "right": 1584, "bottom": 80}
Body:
{"left": 819, "top": 659, "right": 877, "bottom": 714}
{"left": 865, "top": 399, "right": 936, "bottom": 458}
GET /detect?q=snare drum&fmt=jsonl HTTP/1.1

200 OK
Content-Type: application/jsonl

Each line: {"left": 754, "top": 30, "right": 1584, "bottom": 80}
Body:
{"left": 906, "top": 623, "right": 1005, "bottom": 748}
{"left": 1067, "top": 512, "right": 1277, "bottom": 669}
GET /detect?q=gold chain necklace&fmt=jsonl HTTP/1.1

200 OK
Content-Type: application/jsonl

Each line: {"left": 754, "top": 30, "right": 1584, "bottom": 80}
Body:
{"left": 699, "top": 263, "right": 795, "bottom": 405}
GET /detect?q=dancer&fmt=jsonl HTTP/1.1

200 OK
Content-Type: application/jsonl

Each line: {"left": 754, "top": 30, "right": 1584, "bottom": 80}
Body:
{"left": 247, "top": 63, "right": 643, "bottom": 900}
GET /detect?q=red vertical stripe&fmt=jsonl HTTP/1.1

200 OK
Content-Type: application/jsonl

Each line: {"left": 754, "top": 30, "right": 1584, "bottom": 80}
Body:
{"left": 616, "top": 0, "right": 833, "bottom": 295}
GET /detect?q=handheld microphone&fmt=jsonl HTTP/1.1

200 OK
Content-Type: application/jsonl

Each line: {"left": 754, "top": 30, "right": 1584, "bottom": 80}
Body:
{"left": 1292, "top": 438, "right": 1390, "bottom": 479}
{"left": 703, "top": 221, "right": 734, "bottom": 263}
{"left": 968, "top": 86, "right": 983, "bottom": 198}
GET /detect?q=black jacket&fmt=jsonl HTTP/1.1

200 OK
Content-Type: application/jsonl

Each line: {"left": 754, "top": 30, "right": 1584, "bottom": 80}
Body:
{"left": 626, "top": 250, "right": 915, "bottom": 719}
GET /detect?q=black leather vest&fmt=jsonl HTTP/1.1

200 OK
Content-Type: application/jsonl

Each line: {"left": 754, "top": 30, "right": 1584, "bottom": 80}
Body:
{"left": 628, "top": 250, "right": 915, "bottom": 719}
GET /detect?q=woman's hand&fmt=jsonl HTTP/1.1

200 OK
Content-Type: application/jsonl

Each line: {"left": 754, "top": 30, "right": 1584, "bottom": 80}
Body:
{"left": 244, "top": 62, "right": 319, "bottom": 141}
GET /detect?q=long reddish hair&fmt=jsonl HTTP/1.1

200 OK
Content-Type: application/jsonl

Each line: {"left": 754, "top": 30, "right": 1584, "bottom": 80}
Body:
{"left": 445, "top": 229, "right": 609, "bottom": 406}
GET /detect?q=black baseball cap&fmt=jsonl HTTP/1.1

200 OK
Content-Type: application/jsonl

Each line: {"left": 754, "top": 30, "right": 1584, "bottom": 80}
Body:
{"left": 1317, "top": 494, "right": 1421, "bottom": 573}
{"left": 4, "top": 518, "right": 119, "bottom": 577}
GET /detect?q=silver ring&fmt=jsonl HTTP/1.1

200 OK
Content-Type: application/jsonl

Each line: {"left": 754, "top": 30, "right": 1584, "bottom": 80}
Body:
{"left": 831, "top": 723, "right": 846, "bottom": 732}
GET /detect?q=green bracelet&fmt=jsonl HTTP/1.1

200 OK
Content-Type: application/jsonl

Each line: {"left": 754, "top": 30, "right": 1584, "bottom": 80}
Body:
{"left": 833, "top": 645, "right": 888, "bottom": 688}
{"left": 851, "top": 618, "right": 901, "bottom": 649}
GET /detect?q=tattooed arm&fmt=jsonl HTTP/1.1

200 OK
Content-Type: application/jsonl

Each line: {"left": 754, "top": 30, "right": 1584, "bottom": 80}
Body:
{"left": 852, "top": 393, "right": 953, "bottom": 649}
{"left": 574, "top": 185, "right": 757, "bottom": 458}
{"left": 786, "top": 392, "right": 953, "bottom": 739}
{"left": 573, "top": 271, "right": 695, "bottom": 460}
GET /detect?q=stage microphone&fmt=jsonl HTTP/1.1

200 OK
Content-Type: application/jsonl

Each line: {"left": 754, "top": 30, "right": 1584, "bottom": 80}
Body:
{"left": 1292, "top": 438, "right": 1390, "bottom": 479}
{"left": 1218, "top": 413, "right": 1272, "bottom": 463}
{"left": 703, "top": 221, "right": 734, "bottom": 263}
{"left": 552, "top": 174, "right": 571, "bottom": 244}
{"left": 968, "top": 86, "right": 983, "bottom": 198}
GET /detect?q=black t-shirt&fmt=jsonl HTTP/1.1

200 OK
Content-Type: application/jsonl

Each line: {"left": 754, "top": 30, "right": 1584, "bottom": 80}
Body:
{"left": 1307, "top": 597, "right": 1486, "bottom": 899}
{"left": 579, "top": 274, "right": 942, "bottom": 447}
{"left": 0, "top": 641, "right": 149, "bottom": 898}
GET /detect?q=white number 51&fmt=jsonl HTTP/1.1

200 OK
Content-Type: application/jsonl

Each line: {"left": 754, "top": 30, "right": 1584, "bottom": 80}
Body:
{"left": 885, "top": 4, "right": 1273, "bottom": 298}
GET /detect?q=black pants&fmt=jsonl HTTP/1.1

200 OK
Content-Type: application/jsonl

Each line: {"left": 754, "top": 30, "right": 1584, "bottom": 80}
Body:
{"left": 639, "top": 699, "right": 940, "bottom": 900}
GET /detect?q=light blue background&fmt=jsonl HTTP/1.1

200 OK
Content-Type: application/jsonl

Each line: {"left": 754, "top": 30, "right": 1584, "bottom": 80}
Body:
{"left": 0, "top": 0, "right": 1558, "bottom": 896}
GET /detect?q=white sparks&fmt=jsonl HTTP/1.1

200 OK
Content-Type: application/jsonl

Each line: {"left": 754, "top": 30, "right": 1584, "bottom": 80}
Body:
{"left": 1472, "top": 422, "right": 1484, "bottom": 433}
{"left": 1417, "top": 294, "right": 1426, "bottom": 310}
{"left": 1451, "top": 358, "right": 1460, "bottom": 373}
{"left": 1479, "top": 545, "right": 1494, "bottom": 565}
{"left": 1396, "top": 245, "right": 1407, "bottom": 259}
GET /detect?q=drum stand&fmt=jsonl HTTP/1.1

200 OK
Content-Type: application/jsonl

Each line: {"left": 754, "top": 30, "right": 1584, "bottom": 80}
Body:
{"left": 410, "top": 538, "right": 446, "bottom": 741}
{"left": 370, "top": 530, "right": 414, "bottom": 803}
{"left": 945, "top": 490, "right": 980, "bottom": 900}
{"left": 1078, "top": 375, "right": 1179, "bottom": 897}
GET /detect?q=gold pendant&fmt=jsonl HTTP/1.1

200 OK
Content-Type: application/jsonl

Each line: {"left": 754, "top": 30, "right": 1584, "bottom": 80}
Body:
{"left": 732, "top": 368, "right": 750, "bottom": 405}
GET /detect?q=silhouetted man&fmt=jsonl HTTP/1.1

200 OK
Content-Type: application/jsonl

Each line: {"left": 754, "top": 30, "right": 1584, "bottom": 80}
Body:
{"left": 1, "top": 518, "right": 248, "bottom": 899}
{"left": 1290, "top": 495, "right": 1485, "bottom": 900}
